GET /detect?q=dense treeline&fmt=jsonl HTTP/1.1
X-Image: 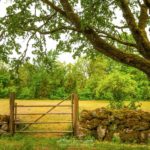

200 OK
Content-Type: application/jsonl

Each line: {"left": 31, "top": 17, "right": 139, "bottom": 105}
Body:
{"left": 0, "top": 53, "right": 150, "bottom": 101}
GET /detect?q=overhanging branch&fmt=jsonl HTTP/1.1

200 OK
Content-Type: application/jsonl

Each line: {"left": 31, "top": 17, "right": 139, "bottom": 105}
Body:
{"left": 58, "top": 0, "right": 150, "bottom": 75}
{"left": 41, "top": 0, "right": 66, "bottom": 17}
{"left": 138, "top": 4, "right": 148, "bottom": 29}
{"left": 119, "top": 1, "right": 150, "bottom": 59}
{"left": 95, "top": 29, "right": 137, "bottom": 48}
{"left": 26, "top": 26, "right": 79, "bottom": 34}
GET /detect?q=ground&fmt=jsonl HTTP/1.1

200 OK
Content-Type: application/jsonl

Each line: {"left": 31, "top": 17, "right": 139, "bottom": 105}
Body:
{"left": 0, "top": 99, "right": 150, "bottom": 150}
{"left": 0, "top": 134, "right": 150, "bottom": 150}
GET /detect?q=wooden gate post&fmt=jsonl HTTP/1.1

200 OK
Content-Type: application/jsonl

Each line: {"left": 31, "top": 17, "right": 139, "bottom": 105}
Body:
{"left": 72, "top": 93, "right": 79, "bottom": 136}
{"left": 9, "top": 92, "right": 15, "bottom": 135}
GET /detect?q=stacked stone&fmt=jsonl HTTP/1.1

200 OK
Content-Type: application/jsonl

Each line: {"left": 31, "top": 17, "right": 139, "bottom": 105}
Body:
{"left": 78, "top": 108, "right": 150, "bottom": 143}
{"left": 0, "top": 115, "right": 9, "bottom": 135}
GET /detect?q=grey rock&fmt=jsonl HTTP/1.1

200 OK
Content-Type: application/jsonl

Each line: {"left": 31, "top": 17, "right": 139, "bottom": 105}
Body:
{"left": 97, "top": 125, "right": 107, "bottom": 140}
{"left": 77, "top": 126, "right": 91, "bottom": 139}
{"left": 1, "top": 124, "right": 9, "bottom": 131}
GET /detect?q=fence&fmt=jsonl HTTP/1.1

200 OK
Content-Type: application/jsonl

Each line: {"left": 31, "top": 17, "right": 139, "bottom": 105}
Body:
{"left": 9, "top": 93, "right": 79, "bottom": 136}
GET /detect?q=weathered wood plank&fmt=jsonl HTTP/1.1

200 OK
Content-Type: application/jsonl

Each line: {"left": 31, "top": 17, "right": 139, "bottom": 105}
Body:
{"left": 17, "top": 112, "right": 72, "bottom": 115}
{"left": 9, "top": 92, "right": 15, "bottom": 135}
{"left": 16, "top": 105, "right": 71, "bottom": 107}
{"left": 15, "top": 131, "right": 73, "bottom": 133}
{"left": 15, "top": 121, "right": 72, "bottom": 124}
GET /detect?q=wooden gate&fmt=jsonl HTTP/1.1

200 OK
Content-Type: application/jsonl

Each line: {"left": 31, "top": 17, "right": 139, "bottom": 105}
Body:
{"left": 9, "top": 93, "right": 79, "bottom": 136}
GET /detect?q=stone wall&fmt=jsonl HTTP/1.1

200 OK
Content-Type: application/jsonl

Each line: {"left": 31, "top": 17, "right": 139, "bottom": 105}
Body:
{"left": 78, "top": 108, "right": 150, "bottom": 143}
{"left": 0, "top": 115, "right": 9, "bottom": 135}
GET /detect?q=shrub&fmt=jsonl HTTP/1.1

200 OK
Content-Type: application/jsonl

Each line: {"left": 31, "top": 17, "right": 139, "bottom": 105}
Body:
{"left": 18, "top": 87, "right": 33, "bottom": 99}
{"left": 0, "top": 87, "right": 9, "bottom": 98}
{"left": 96, "top": 72, "right": 138, "bottom": 109}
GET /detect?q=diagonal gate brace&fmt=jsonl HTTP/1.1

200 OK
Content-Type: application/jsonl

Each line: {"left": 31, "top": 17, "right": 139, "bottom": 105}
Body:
{"left": 21, "top": 96, "right": 71, "bottom": 131}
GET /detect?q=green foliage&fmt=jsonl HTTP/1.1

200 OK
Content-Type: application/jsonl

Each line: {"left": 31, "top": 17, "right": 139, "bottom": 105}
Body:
{"left": 112, "top": 134, "right": 121, "bottom": 144}
{"left": 0, "top": 0, "right": 150, "bottom": 82}
{"left": 0, "top": 0, "right": 150, "bottom": 102}
{"left": 49, "top": 87, "right": 66, "bottom": 100}
{"left": 0, "top": 65, "right": 10, "bottom": 97}
{"left": 78, "top": 87, "right": 93, "bottom": 100}
{"left": 0, "top": 55, "right": 150, "bottom": 103}
{"left": 18, "top": 87, "right": 33, "bottom": 99}
{"left": 96, "top": 72, "right": 137, "bottom": 101}
{"left": 0, "top": 86, "right": 9, "bottom": 98}
{"left": 95, "top": 71, "right": 138, "bottom": 109}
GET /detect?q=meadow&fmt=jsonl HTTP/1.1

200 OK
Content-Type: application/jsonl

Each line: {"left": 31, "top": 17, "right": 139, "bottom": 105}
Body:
{"left": 0, "top": 99, "right": 150, "bottom": 133}
{"left": 0, "top": 99, "right": 150, "bottom": 150}
{"left": 1, "top": 99, "right": 150, "bottom": 115}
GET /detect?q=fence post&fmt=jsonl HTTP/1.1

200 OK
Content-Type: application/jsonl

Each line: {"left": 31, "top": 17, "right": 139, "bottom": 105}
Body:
{"left": 72, "top": 93, "right": 79, "bottom": 136}
{"left": 9, "top": 92, "right": 15, "bottom": 135}
{"left": 14, "top": 102, "right": 17, "bottom": 132}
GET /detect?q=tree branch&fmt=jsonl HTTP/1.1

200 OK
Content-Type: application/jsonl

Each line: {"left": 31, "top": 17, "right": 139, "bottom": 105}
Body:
{"left": 83, "top": 27, "right": 150, "bottom": 76}
{"left": 60, "top": 0, "right": 81, "bottom": 28}
{"left": 119, "top": 1, "right": 138, "bottom": 33}
{"left": 58, "top": 0, "right": 150, "bottom": 75}
{"left": 144, "top": 0, "right": 150, "bottom": 9}
{"left": 138, "top": 4, "right": 148, "bottom": 29}
{"left": 0, "top": 31, "right": 5, "bottom": 41}
{"left": 19, "top": 33, "right": 35, "bottom": 62}
{"left": 26, "top": 26, "right": 79, "bottom": 34}
{"left": 119, "top": 0, "right": 150, "bottom": 59}
{"left": 95, "top": 29, "right": 137, "bottom": 48}
{"left": 41, "top": 0, "right": 66, "bottom": 17}
{"left": 113, "top": 25, "right": 129, "bottom": 29}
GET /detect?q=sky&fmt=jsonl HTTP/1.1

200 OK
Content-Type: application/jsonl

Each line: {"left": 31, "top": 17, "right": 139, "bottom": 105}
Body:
{"left": 0, "top": 0, "right": 76, "bottom": 64}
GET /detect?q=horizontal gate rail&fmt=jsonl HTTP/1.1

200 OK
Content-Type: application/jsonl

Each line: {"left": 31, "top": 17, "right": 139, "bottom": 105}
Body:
{"left": 0, "top": 122, "right": 7, "bottom": 124}
{"left": 16, "top": 105, "right": 71, "bottom": 107}
{"left": 20, "top": 96, "right": 71, "bottom": 131}
{"left": 15, "top": 121, "right": 72, "bottom": 124}
{"left": 15, "top": 131, "right": 73, "bottom": 133}
{"left": 17, "top": 112, "right": 72, "bottom": 115}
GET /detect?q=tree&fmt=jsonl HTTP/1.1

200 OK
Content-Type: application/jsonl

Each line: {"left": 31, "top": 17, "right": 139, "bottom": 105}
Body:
{"left": 96, "top": 71, "right": 137, "bottom": 99}
{"left": 0, "top": 0, "right": 150, "bottom": 78}
{"left": 0, "top": 63, "right": 10, "bottom": 97}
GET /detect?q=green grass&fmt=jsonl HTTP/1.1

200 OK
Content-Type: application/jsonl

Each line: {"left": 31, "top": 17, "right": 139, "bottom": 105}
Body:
{"left": 0, "top": 134, "right": 149, "bottom": 150}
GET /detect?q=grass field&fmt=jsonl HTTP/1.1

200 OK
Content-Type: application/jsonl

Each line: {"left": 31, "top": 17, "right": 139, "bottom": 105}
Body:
{"left": 1, "top": 99, "right": 150, "bottom": 114}
{"left": 0, "top": 99, "right": 150, "bottom": 134}
{"left": 0, "top": 99, "right": 150, "bottom": 150}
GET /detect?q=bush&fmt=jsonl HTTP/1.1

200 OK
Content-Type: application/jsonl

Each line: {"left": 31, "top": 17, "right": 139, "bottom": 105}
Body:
{"left": 78, "top": 88, "right": 93, "bottom": 100}
{"left": 18, "top": 87, "right": 33, "bottom": 99}
{"left": 137, "top": 80, "right": 150, "bottom": 100}
{"left": 48, "top": 87, "right": 67, "bottom": 99}
{"left": 0, "top": 87, "right": 9, "bottom": 98}
{"left": 96, "top": 72, "right": 138, "bottom": 109}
